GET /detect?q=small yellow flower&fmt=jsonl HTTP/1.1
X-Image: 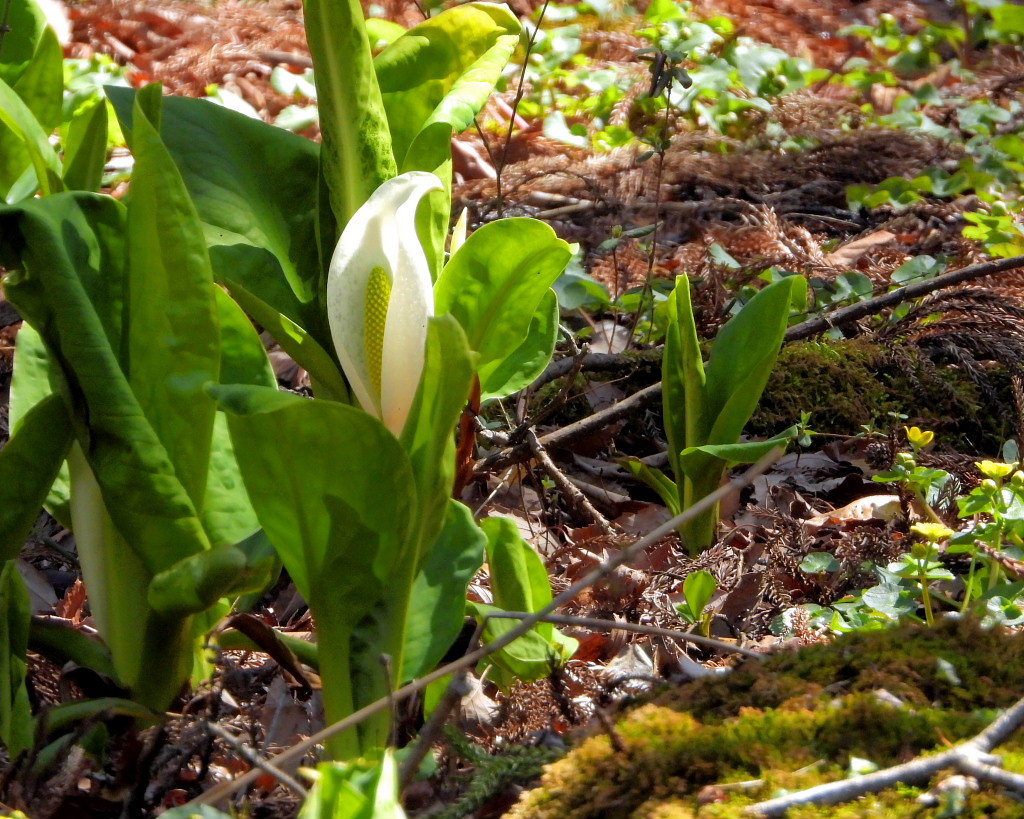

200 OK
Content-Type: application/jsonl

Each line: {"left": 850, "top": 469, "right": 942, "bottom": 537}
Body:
{"left": 905, "top": 426, "right": 934, "bottom": 449}
{"left": 910, "top": 522, "right": 955, "bottom": 542}
{"left": 977, "top": 460, "right": 1014, "bottom": 480}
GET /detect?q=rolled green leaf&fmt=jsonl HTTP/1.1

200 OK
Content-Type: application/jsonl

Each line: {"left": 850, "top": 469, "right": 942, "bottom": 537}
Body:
{"left": 0, "top": 562, "right": 33, "bottom": 757}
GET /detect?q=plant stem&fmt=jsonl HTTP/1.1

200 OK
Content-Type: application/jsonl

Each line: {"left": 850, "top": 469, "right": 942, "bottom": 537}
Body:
{"left": 312, "top": 620, "right": 362, "bottom": 760}
{"left": 919, "top": 572, "right": 935, "bottom": 626}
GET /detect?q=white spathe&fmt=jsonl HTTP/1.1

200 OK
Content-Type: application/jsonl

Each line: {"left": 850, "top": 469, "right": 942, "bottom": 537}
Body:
{"left": 327, "top": 171, "right": 443, "bottom": 436}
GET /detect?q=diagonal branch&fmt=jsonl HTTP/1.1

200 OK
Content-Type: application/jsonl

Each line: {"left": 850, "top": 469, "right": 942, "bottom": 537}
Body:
{"left": 181, "top": 448, "right": 784, "bottom": 809}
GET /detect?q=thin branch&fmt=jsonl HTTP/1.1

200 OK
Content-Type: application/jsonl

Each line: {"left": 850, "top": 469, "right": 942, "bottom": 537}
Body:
{"left": 204, "top": 721, "right": 309, "bottom": 799}
{"left": 495, "top": 0, "right": 550, "bottom": 214}
{"left": 744, "top": 692, "right": 1024, "bottom": 817}
{"left": 785, "top": 253, "right": 1024, "bottom": 342}
{"left": 397, "top": 669, "right": 472, "bottom": 792}
{"left": 527, "top": 429, "right": 615, "bottom": 535}
{"left": 181, "top": 448, "right": 784, "bottom": 809}
{"left": 486, "top": 611, "right": 761, "bottom": 658}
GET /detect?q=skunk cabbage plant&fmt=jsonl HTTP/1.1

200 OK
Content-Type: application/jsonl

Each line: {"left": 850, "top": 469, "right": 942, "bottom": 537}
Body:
{"left": 628, "top": 275, "right": 807, "bottom": 554}
{"left": 0, "top": 87, "right": 277, "bottom": 711}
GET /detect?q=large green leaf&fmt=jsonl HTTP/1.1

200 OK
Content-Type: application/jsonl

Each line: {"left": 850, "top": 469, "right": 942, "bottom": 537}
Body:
{"left": 9, "top": 324, "right": 71, "bottom": 525}
{"left": 124, "top": 84, "right": 221, "bottom": 508}
{"left": 213, "top": 384, "right": 417, "bottom": 756}
{"left": 662, "top": 276, "right": 706, "bottom": 479}
{"left": 0, "top": 77, "right": 62, "bottom": 199}
{"left": 211, "top": 385, "right": 415, "bottom": 609}
{"left": 703, "top": 275, "right": 806, "bottom": 445}
{"left": 402, "top": 500, "right": 485, "bottom": 680}
{"left": 400, "top": 315, "right": 475, "bottom": 566}
{"left": 12, "top": 25, "right": 62, "bottom": 131}
{"left": 0, "top": 561, "right": 33, "bottom": 757}
{"left": 435, "top": 218, "right": 572, "bottom": 390}
{"left": 106, "top": 87, "right": 328, "bottom": 346}
{"left": 0, "top": 394, "right": 72, "bottom": 565}
{"left": 304, "top": 0, "right": 396, "bottom": 231}
{"left": 482, "top": 516, "right": 554, "bottom": 643}
{"left": 0, "top": 193, "right": 210, "bottom": 573}
{"left": 478, "top": 288, "right": 559, "bottom": 401}
{"left": 62, "top": 95, "right": 109, "bottom": 192}
{"left": 0, "top": 0, "right": 48, "bottom": 87}
{"left": 376, "top": 2, "right": 520, "bottom": 173}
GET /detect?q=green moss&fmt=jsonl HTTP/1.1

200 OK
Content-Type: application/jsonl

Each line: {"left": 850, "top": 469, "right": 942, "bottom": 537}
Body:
{"left": 749, "top": 338, "right": 1014, "bottom": 451}
{"left": 505, "top": 620, "right": 1024, "bottom": 819}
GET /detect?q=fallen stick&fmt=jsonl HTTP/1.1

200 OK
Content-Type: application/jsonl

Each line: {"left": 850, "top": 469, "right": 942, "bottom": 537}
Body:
{"left": 745, "top": 692, "right": 1024, "bottom": 816}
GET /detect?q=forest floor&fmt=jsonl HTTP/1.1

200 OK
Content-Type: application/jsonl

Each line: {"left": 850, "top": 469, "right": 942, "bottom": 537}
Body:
{"left": 4, "top": 0, "right": 1024, "bottom": 816}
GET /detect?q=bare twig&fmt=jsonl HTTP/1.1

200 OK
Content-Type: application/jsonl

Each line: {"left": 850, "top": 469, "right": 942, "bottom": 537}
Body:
{"left": 182, "top": 449, "right": 784, "bottom": 809}
{"left": 745, "top": 693, "right": 1024, "bottom": 816}
{"left": 204, "top": 721, "right": 309, "bottom": 799}
{"left": 495, "top": 0, "right": 549, "bottom": 214}
{"left": 397, "top": 669, "right": 472, "bottom": 792}
{"left": 527, "top": 429, "right": 616, "bottom": 534}
{"left": 486, "top": 611, "right": 761, "bottom": 658}
{"left": 474, "top": 381, "right": 663, "bottom": 474}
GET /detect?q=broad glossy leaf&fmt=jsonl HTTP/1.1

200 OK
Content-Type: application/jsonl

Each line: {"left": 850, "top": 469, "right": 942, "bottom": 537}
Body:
{"left": 125, "top": 85, "right": 220, "bottom": 508}
{"left": 479, "top": 288, "right": 559, "bottom": 401}
{"left": 9, "top": 324, "right": 71, "bottom": 525}
{"left": 481, "top": 516, "right": 553, "bottom": 642}
{"left": 400, "top": 315, "right": 474, "bottom": 561}
{"left": 0, "top": 394, "right": 72, "bottom": 564}
{"left": 0, "top": 193, "right": 210, "bottom": 572}
{"left": 211, "top": 385, "right": 415, "bottom": 610}
{"left": 305, "top": 0, "right": 396, "bottom": 230}
{"left": 704, "top": 276, "right": 806, "bottom": 445}
{"left": 0, "top": 77, "right": 62, "bottom": 199}
{"left": 0, "top": 561, "right": 33, "bottom": 757}
{"left": 62, "top": 96, "right": 108, "bottom": 192}
{"left": 376, "top": 3, "right": 520, "bottom": 172}
{"left": 435, "top": 218, "right": 572, "bottom": 389}
{"left": 106, "top": 88, "right": 328, "bottom": 346}
{"left": 12, "top": 26, "right": 62, "bottom": 131}
{"left": 0, "top": 0, "right": 48, "bottom": 86}
{"left": 403, "top": 500, "right": 485, "bottom": 680}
